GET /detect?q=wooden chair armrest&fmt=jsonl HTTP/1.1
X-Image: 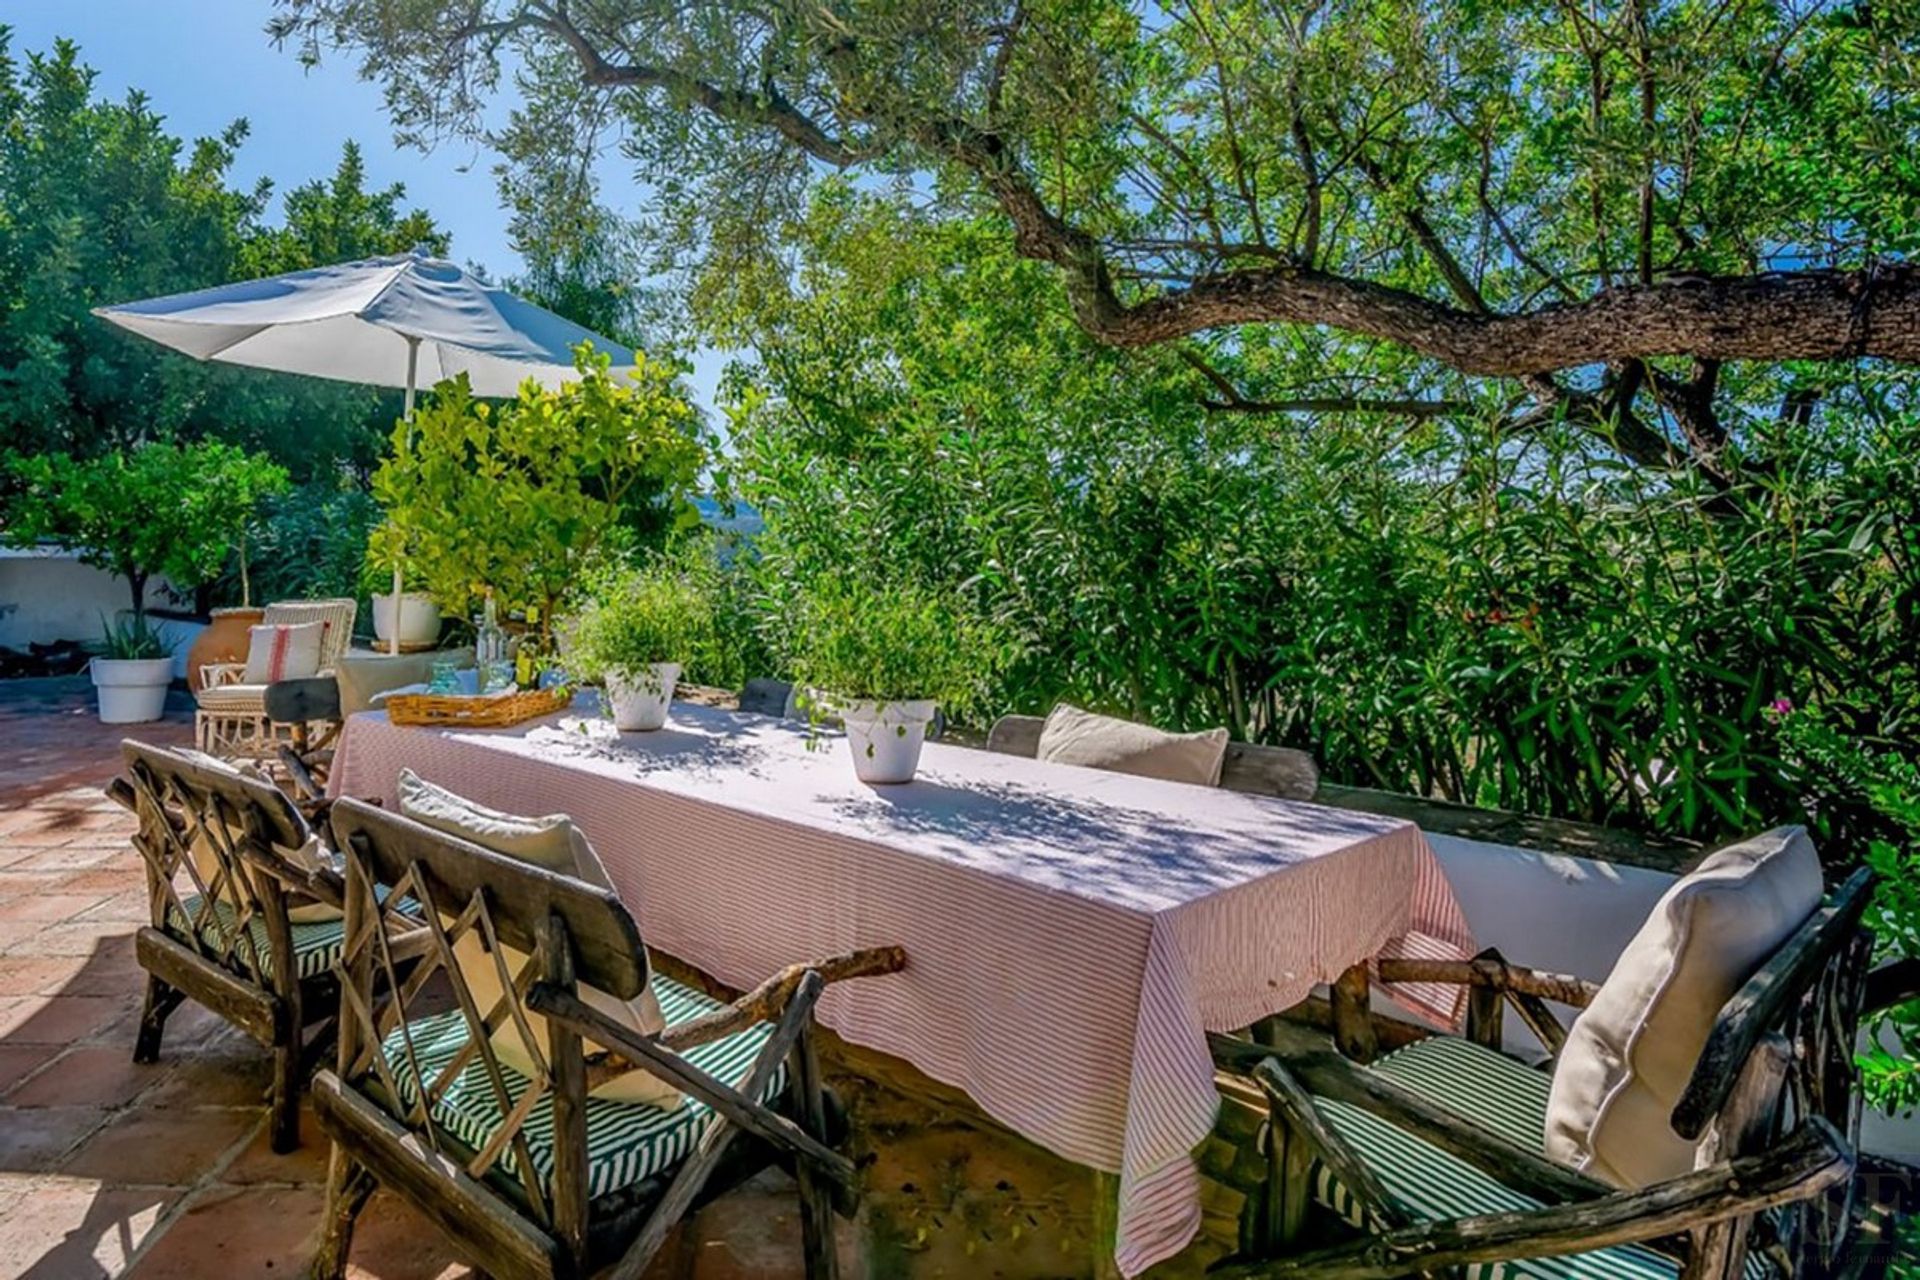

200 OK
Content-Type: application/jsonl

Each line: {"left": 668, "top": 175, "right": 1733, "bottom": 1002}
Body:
{"left": 525, "top": 979, "right": 859, "bottom": 1192}
{"left": 1673, "top": 865, "right": 1877, "bottom": 1140}
{"left": 652, "top": 945, "right": 906, "bottom": 1056}
{"left": 1212, "top": 1117, "right": 1853, "bottom": 1280}
{"left": 1376, "top": 955, "right": 1601, "bottom": 1008}
{"left": 1210, "top": 1025, "right": 1610, "bottom": 1206}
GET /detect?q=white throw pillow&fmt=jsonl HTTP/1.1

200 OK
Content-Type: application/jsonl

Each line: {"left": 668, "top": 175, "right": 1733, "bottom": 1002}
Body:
{"left": 242, "top": 621, "right": 326, "bottom": 683}
{"left": 1544, "top": 826, "right": 1824, "bottom": 1186}
{"left": 1035, "top": 703, "right": 1230, "bottom": 786}
{"left": 397, "top": 770, "right": 678, "bottom": 1108}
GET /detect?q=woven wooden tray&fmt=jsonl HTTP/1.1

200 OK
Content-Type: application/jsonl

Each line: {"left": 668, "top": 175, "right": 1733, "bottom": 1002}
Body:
{"left": 385, "top": 684, "right": 573, "bottom": 728}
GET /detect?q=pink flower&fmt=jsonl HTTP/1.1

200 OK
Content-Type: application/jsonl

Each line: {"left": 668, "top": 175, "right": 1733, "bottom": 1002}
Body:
{"left": 1769, "top": 697, "right": 1794, "bottom": 716}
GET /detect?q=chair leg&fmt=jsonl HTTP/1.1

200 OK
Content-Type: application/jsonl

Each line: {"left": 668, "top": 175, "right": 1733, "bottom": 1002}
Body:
{"left": 311, "top": 1145, "right": 375, "bottom": 1280}
{"left": 270, "top": 1039, "right": 303, "bottom": 1153}
{"left": 133, "top": 974, "right": 182, "bottom": 1064}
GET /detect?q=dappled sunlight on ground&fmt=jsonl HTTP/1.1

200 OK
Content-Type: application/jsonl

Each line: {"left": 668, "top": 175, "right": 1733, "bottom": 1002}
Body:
{"left": 0, "top": 679, "right": 807, "bottom": 1279}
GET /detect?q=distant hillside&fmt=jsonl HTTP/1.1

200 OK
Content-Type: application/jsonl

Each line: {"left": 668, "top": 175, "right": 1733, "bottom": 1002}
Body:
{"left": 694, "top": 496, "right": 764, "bottom": 538}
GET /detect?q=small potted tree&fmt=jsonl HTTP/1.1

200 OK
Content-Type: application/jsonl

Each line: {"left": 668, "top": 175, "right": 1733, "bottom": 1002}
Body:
{"left": 367, "top": 355, "right": 707, "bottom": 653}
{"left": 566, "top": 561, "right": 715, "bottom": 731}
{"left": 788, "top": 576, "right": 1006, "bottom": 784}
{"left": 3, "top": 442, "right": 287, "bottom": 723}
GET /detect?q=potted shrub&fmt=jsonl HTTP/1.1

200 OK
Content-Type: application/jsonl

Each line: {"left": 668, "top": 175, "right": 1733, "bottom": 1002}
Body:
{"left": 788, "top": 576, "right": 1006, "bottom": 784}
{"left": 91, "top": 613, "right": 176, "bottom": 724}
{"left": 367, "top": 354, "right": 707, "bottom": 653}
{"left": 566, "top": 562, "right": 715, "bottom": 731}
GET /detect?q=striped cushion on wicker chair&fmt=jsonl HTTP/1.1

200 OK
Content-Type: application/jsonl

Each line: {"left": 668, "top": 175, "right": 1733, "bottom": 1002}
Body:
{"left": 1310, "top": 1037, "right": 1768, "bottom": 1280}
{"left": 378, "top": 972, "right": 787, "bottom": 1200}
{"left": 167, "top": 895, "right": 347, "bottom": 982}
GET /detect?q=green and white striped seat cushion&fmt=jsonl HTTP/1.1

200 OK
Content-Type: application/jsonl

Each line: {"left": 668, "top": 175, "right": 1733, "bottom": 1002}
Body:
{"left": 167, "top": 894, "right": 345, "bottom": 981}
{"left": 379, "top": 973, "right": 785, "bottom": 1200}
{"left": 1311, "top": 1036, "right": 1766, "bottom": 1280}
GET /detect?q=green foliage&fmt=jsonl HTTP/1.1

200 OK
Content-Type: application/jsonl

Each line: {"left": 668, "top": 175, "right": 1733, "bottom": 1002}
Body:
{"left": 720, "top": 192, "right": 1920, "bottom": 841}
{"left": 366, "top": 351, "right": 708, "bottom": 636}
{"left": 3, "top": 441, "right": 290, "bottom": 623}
{"left": 566, "top": 560, "right": 718, "bottom": 685}
{"left": 96, "top": 611, "right": 168, "bottom": 661}
{"left": 1777, "top": 708, "right": 1920, "bottom": 1117}
{"left": 0, "top": 33, "right": 446, "bottom": 475}
{"left": 244, "top": 481, "right": 383, "bottom": 607}
{"left": 786, "top": 575, "right": 1011, "bottom": 721}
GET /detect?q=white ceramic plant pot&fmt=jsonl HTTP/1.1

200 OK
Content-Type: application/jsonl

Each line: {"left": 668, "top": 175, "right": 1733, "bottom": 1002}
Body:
{"left": 91, "top": 656, "right": 174, "bottom": 724}
{"left": 606, "top": 663, "right": 682, "bottom": 732}
{"left": 840, "top": 699, "right": 937, "bottom": 784}
{"left": 371, "top": 592, "right": 441, "bottom": 647}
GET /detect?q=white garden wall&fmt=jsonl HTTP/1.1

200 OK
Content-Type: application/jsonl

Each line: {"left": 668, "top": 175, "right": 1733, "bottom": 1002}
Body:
{"left": 0, "top": 545, "right": 197, "bottom": 676}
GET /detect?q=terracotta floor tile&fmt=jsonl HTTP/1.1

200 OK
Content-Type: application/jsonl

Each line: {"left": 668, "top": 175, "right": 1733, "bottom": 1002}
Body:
{"left": 0, "top": 995, "right": 136, "bottom": 1045}
{"left": 4, "top": 846, "right": 125, "bottom": 874}
{"left": 139, "top": 1040, "right": 272, "bottom": 1109}
{"left": 218, "top": 1108, "right": 330, "bottom": 1187}
{"left": 73, "top": 890, "right": 150, "bottom": 925}
{"left": 122, "top": 1183, "right": 324, "bottom": 1279}
{"left": 0, "top": 1044, "right": 56, "bottom": 1095}
{"left": 0, "top": 893, "right": 112, "bottom": 924}
{"left": 59, "top": 1105, "right": 259, "bottom": 1186}
{"left": 340, "top": 1190, "right": 478, "bottom": 1280}
{"left": 51, "top": 867, "right": 146, "bottom": 897}
{"left": 8, "top": 919, "right": 141, "bottom": 957}
{"left": 0, "top": 1106, "right": 110, "bottom": 1171}
{"left": 4, "top": 1045, "right": 172, "bottom": 1109}
{"left": 0, "top": 1179, "right": 177, "bottom": 1279}
{"left": 0, "top": 920, "right": 44, "bottom": 951}
{"left": 0, "top": 954, "right": 86, "bottom": 996}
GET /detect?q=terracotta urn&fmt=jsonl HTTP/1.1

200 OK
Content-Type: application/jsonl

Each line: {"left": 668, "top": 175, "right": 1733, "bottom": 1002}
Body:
{"left": 186, "top": 606, "right": 264, "bottom": 692}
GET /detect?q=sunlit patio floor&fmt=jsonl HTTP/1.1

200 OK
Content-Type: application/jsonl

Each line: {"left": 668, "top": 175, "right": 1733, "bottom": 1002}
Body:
{"left": 0, "top": 678, "right": 810, "bottom": 1279}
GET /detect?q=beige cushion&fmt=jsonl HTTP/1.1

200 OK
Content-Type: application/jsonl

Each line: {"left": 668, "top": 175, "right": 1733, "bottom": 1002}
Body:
{"left": 243, "top": 621, "right": 326, "bottom": 683}
{"left": 173, "top": 750, "right": 342, "bottom": 925}
{"left": 1544, "top": 826, "right": 1824, "bottom": 1186}
{"left": 397, "top": 770, "right": 677, "bottom": 1108}
{"left": 194, "top": 682, "right": 268, "bottom": 712}
{"left": 1035, "top": 703, "right": 1230, "bottom": 786}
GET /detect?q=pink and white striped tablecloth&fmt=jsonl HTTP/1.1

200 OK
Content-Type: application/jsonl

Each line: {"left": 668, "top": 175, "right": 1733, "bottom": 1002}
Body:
{"left": 331, "top": 699, "right": 1474, "bottom": 1275}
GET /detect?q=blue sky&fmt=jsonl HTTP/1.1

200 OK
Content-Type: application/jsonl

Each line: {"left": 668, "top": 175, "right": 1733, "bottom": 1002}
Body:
{"left": 4, "top": 0, "right": 727, "bottom": 411}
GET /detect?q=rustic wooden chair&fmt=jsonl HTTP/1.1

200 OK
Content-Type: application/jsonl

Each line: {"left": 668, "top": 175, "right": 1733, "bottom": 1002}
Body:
{"left": 109, "top": 739, "right": 365, "bottom": 1152}
{"left": 985, "top": 712, "right": 1320, "bottom": 800}
{"left": 1207, "top": 859, "right": 1880, "bottom": 1280}
{"left": 195, "top": 596, "right": 356, "bottom": 760}
{"left": 311, "top": 796, "right": 906, "bottom": 1280}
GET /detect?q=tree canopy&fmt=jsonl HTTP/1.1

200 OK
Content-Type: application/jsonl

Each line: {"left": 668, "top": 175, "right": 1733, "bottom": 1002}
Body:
{"left": 0, "top": 31, "right": 448, "bottom": 474}
{"left": 274, "top": 0, "right": 1920, "bottom": 469}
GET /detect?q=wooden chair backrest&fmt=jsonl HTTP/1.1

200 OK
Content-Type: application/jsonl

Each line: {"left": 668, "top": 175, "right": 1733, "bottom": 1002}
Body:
{"left": 264, "top": 598, "right": 358, "bottom": 673}
{"left": 325, "top": 797, "right": 647, "bottom": 1231}
{"left": 1672, "top": 864, "right": 1877, "bottom": 1272}
{"left": 985, "top": 712, "right": 1321, "bottom": 802}
{"left": 120, "top": 739, "right": 316, "bottom": 991}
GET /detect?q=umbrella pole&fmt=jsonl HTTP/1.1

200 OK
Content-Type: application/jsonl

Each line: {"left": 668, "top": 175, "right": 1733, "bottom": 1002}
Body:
{"left": 390, "top": 336, "right": 420, "bottom": 656}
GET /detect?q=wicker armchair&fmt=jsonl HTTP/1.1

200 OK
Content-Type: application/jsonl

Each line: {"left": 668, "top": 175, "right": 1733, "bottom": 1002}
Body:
{"left": 195, "top": 598, "right": 356, "bottom": 760}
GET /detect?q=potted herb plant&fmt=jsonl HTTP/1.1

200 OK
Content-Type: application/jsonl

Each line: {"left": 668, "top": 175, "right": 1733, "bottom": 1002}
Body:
{"left": 566, "top": 562, "right": 715, "bottom": 731}
{"left": 92, "top": 613, "right": 175, "bottom": 724}
{"left": 788, "top": 576, "right": 1005, "bottom": 784}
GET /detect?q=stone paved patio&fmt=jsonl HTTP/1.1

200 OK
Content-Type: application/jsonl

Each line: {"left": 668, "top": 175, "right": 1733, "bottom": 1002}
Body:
{"left": 0, "top": 678, "right": 811, "bottom": 1279}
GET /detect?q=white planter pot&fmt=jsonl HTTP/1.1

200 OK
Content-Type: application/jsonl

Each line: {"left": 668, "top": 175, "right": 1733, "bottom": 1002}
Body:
{"left": 91, "top": 656, "right": 174, "bottom": 724}
{"left": 840, "top": 699, "right": 937, "bottom": 784}
{"left": 605, "top": 663, "right": 682, "bottom": 732}
{"left": 372, "top": 592, "right": 441, "bottom": 647}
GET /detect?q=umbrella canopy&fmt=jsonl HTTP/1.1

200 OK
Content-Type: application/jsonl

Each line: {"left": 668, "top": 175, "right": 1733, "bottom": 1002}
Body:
{"left": 93, "top": 249, "right": 635, "bottom": 397}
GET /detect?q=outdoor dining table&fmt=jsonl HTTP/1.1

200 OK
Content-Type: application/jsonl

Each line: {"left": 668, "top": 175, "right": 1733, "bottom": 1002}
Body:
{"left": 329, "top": 697, "right": 1476, "bottom": 1276}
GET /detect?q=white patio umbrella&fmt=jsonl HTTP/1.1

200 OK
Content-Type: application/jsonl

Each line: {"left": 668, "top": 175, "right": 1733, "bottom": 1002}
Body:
{"left": 95, "top": 248, "right": 638, "bottom": 651}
